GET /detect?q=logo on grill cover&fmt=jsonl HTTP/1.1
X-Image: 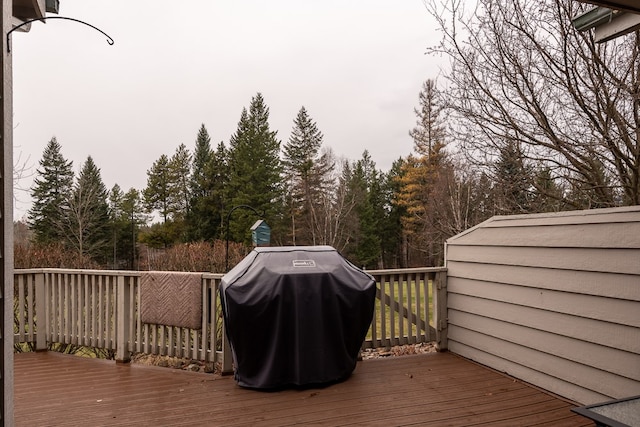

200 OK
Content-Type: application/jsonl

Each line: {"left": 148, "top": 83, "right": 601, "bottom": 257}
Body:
{"left": 292, "top": 260, "right": 316, "bottom": 267}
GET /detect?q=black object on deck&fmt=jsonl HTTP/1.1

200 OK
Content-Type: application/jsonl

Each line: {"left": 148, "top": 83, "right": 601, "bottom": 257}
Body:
{"left": 220, "top": 246, "right": 376, "bottom": 389}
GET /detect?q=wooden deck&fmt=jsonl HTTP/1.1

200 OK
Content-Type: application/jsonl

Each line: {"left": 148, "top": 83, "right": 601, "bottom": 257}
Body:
{"left": 14, "top": 351, "right": 591, "bottom": 426}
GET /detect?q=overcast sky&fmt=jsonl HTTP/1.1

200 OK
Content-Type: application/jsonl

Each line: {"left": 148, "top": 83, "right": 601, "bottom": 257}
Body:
{"left": 12, "top": 1, "right": 443, "bottom": 219}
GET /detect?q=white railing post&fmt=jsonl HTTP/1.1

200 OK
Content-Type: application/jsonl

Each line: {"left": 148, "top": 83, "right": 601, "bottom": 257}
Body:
{"left": 220, "top": 320, "right": 233, "bottom": 375}
{"left": 116, "top": 275, "right": 131, "bottom": 363}
{"left": 34, "top": 271, "right": 47, "bottom": 351}
{"left": 434, "top": 271, "right": 448, "bottom": 351}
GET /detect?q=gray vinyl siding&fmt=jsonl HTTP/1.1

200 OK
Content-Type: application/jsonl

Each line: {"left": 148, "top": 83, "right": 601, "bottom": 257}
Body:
{"left": 445, "top": 206, "right": 640, "bottom": 405}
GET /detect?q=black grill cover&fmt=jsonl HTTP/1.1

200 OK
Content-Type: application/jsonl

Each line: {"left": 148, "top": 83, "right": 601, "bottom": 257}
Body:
{"left": 220, "top": 246, "right": 376, "bottom": 389}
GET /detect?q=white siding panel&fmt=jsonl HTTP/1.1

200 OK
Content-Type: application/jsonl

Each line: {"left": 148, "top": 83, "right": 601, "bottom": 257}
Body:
{"left": 447, "top": 245, "right": 640, "bottom": 275}
{"left": 448, "top": 326, "right": 640, "bottom": 401}
{"left": 447, "top": 261, "right": 640, "bottom": 301}
{"left": 448, "top": 277, "right": 640, "bottom": 327}
{"left": 448, "top": 310, "right": 640, "bottom": 381}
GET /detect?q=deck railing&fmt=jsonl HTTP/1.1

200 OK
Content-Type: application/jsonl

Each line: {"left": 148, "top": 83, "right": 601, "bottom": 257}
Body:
{"left": 14, "top": 267, "right": 447, "bottom": 374}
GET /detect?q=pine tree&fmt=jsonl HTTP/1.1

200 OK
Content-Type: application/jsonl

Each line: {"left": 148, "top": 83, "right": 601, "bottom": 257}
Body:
{"left": 170, "top": 143, "right": 192, "bottom": 219}
{"left": 108, "top": 184, "right": 125, "bottom": 268}
{"left": 28, "top": 137, "right": 74, "bottom": 244}
{"left": 201, "top": 141, "right": 229, "bottom": 240}
{"left": 186, "top": 124, "right": 213, "bottom": 241}
{"left": 61, "top": 156, "right": 110, "bottom": 265}
{"left": 494, "top": 140, "right": 533, "bottom": 214}
{"left": 379, "top": 158, "right": 405, "bottom": 268}
{"left": 108, "top": 185, "right": 146, "bottom": 269}
{"left": 410, "top": 79, "right": 445, "bottom": 158}
{"left": 338, "top": 151, "right": 384, "bottom": 268}
{"left": 143, "top": 154, "right": 172, "bottom": 222}
{"left": 227, "top": 93, "right": 283, "bottom": 244}
{"left": 282, "top": 106, "right": 334, "bottom": 245}
{"left": 121, "top": 188, "right": 145, "bottom": 269}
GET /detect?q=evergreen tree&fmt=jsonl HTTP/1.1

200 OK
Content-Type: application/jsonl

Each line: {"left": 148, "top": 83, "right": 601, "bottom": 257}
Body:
{"left": 142, "top": 154, "right": 175, "bottom": 248}
{"left": 108, "top": 186, "right": 146, "bottom": 269}
{"left": 108, "top": 184, "right": 125, "bottom": 268}
{"left": 379, "top": 158, "right": 405, "bottom": 268}
{"left": 355, "top": 152, "right": 384, "bottom": 269}
{"left": 203, "top": 141, "right": 230, "bottom": 240}
{"left": 143, "top": 154, "right": 172, "bottom": 223}
{"left": 170, "top": 143, "right": 192, "bottom": 219}
{"left": 339, "top": 151, "right": 384, "bottom": 268}
{"left": 121, "top": 188, "right": 145, "bottom": 269}
{"left": 186, "top": 124, "right": 213, "bottom": 241}
{"left": 530, "top": 167, "right": 566, "bottom": 213}
{"left": 410, "top": 79, "right": 445, "bottom": 158}
{"left": 493, "top": 140, "right": 533, "bottom": 214}
{"left": 227, "top": 93, "right": 283, "bottom": 244}
{"left": 282, "top": 106, "right": 334, "bottom": 245}
{"left": 28, "top": 137, "right": 74, "bottom": 244}
{"left": 61, "top": 156, "right": 110, "bottom": 265}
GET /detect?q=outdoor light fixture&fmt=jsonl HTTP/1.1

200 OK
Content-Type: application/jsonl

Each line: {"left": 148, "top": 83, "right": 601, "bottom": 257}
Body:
{"left": 46, "top": 0, "right": 60, "bottom": 14}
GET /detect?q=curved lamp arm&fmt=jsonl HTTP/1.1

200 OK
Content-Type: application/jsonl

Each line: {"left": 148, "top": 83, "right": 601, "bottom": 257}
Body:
{"left": 7, "top": 16, "right": 114, "bottom": 52}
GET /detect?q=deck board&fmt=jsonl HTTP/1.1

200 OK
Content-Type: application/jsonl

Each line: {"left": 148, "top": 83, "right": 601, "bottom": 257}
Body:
{"left": 14, "top": 351, "right": 591, "bottom": 426}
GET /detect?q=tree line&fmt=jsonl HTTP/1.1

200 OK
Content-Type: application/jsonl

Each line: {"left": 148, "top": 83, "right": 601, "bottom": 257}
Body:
{"left": 21, "top": 0, "right": 639, "bottom": 271}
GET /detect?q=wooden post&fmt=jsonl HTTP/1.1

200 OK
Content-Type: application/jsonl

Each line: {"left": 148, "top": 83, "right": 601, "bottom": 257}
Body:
{"left": 34, "top": 272, "right": 47, "bottom": 351}
{"left": 1, "top": 0, "right": 14, "bottom": 422}
{"left": 434, "top": 270, "right": 448, "bottom": 352}
{"left": 116, "top": 275, "right": 131, "bottom": 363}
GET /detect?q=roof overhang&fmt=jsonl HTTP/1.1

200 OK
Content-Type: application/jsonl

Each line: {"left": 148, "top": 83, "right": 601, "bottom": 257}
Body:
{"left": 574, "top": 1, "right": 640, "bottom": 43}
{"left": 11, "top": 0, "right": 59, "bottom": 34}
{"left": 576, "top": 0, "right": 640, "bottom": 14}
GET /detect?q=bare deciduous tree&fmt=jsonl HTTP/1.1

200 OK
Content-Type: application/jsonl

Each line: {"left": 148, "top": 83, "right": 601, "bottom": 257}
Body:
{"left": 426, "top": 0, "right": 640, "bottom": 207}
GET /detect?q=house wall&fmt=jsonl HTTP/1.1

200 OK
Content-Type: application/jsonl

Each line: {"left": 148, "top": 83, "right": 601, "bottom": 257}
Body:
{"left": 2, "top": 1, "right": 13, "bottom": 424}
{"left": 445, "top": 206, "right": 640, "bottom": 405}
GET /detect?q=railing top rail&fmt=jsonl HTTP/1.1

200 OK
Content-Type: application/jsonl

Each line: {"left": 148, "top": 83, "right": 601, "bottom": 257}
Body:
{"left": 365, "top": 266, "right": 447, "bottom": 275}
{"left": 15, "top": 268, "right": 144, "bottom": 276}
{"left": 202, "top": 273, "right": 225, "bottom": 279}
{"left": 15, "top": 267, "right": 445, "bottom": 277}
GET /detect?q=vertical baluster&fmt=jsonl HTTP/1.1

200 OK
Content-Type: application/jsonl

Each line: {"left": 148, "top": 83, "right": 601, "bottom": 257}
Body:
{"left": 44, "top": 273, "right": 52, "bottom": 347}
{"left": 413, "top": 272, "right": 422, "bottom": 343}
{"left": 425, "top": 272, "right": 432, "bottom": 342}
{"left": 105, "top": 275, "right": 113, "bottom": 350}
{"left": 380, "top": 274, "right": 388, "bottom": 348}
{"left": 35, "top": 272, "right": 46, "bottom": 350}
{"left": 210, "top": 279, "right": 217, "bottom": 363}
{"left": 369, "top": 273, "right": 378, "bottom": 349}
{"left": 397, "top": 273, "right": 405, "bottom": 345}
{"left": 167, "top": 326, "right": 175, "bottom": 357}
{"left": 56, "top": 273, "right": 63, "bottom": 344}
{"left": 390, "top": 274, "right": 397, "bottom": 347}
{"left": 99, "top": 275, "right": 106, "bottom": 349}
{"left": 17, "top": 274, "right": 26, "bottom": 342}
{"left": 406, "top": 272, "right": 415, "bottom": 344}
{"left": 81, "top": 273, "right": 88, "bottom": 346}
{"left": 200, "top": 278, "right": 209, "bottom": 361}
{"left": 131, "top": 275, "right": 138, "bottom": 354}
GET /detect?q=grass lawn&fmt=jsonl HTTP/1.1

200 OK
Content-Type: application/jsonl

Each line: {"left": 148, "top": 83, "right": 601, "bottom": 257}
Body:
{"left": 365, "top": 277, "right": 434, "bottom": 346}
